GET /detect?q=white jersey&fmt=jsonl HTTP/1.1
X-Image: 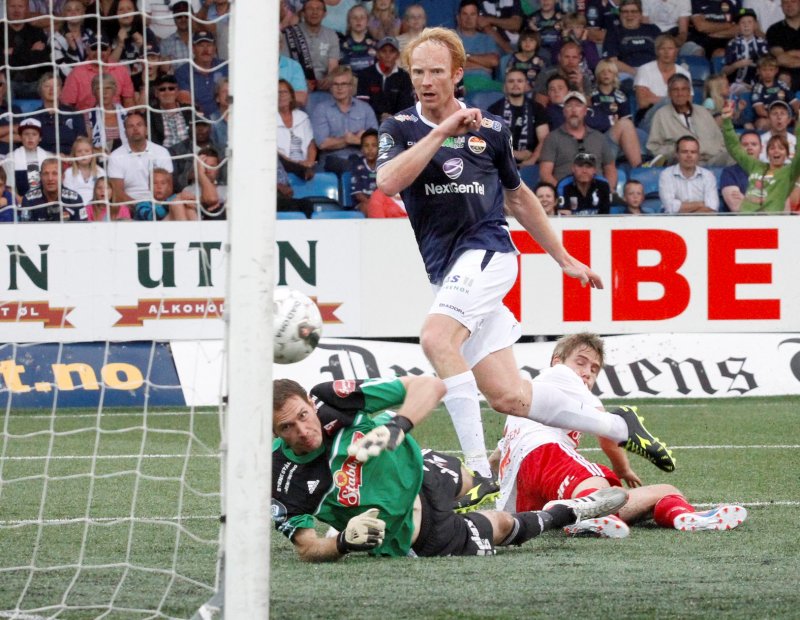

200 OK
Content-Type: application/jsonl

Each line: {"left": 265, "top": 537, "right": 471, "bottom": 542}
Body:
{"left": 496, "top": 364, "right": 602, "bottom": 510}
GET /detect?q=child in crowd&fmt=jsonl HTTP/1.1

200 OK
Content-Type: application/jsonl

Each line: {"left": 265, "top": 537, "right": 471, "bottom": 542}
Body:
{"left": 723, "top": 8, "right": 768, "bottom": 97}
{"left": 503, "top": 30, "right": 546, "bottom": 92}
{"left": 63, "top": 136, "right": 106, "bottom": 206}
{"left": 534, "top": 181, "right": 558, "bottom": 216}
{"left": 557, "top": 13, "right": 599, "bottom": 75}
{"left": 87, "top": 176, "right": 132, "bottom": 221}
{"left": 622, "top": 179, "right": 645, "bottom": 214}
{"left": 0, "top": 167, "right": 15, "bottom": 222}
{"left": 134, "top": 168, "right": 196, "bottom": 221}
{"left": 340, "top": 4, "right": 377, "bottom": 73}
{"left": 350, "top": 128, "right": 405, "bottom": 218}
{"left": 526, "top": 0, "right": 563, "bottom": 59}
{"left": 752, "top": 54, "right": 794, "bottom": 130}
{"left": 368, "top": 0, "right": 400, "bottom": 41}
{"left": 704, "top": 74, "right": 752, "bottom": 128}
{"left": 12, "top": 118, "right": 53, "bottom": 203}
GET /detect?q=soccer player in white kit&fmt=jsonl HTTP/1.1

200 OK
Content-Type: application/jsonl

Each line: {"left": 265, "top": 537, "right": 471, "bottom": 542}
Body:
{"left": 492, "top": 333, "right": 747, "bottom": 536}
{"left": 376, "top": 27, "right": 675, "bottom": 480}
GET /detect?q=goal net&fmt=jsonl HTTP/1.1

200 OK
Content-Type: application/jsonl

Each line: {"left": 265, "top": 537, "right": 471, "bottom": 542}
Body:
{"left": 0, "top": 0, "right": 274, "bottom": 617}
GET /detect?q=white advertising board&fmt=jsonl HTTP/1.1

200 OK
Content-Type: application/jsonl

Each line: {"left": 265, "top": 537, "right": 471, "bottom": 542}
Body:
{"left": 1, "top": 217, "right": 799, "bottom": 342}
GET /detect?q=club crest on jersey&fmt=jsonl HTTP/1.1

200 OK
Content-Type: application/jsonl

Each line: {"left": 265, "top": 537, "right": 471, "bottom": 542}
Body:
{"left": 468, "top": 136, "right": 486, "bottom": 154}
{"left": 335, "top": 432, "right": 365, "bottom": 506}
{"left": 394, "top": 113, "right": 418, "bottom": 122}
{"left": 443, "top": 158, "right": 464, "bottom": 179}
{"left": 271, "top": 499, "right": 288, "bottom": 523}
{"left": 441, "top": 136, "right": 465, "bottom": 149}
{"left": 333, "top": 379, "right": 357, "bottom": 397}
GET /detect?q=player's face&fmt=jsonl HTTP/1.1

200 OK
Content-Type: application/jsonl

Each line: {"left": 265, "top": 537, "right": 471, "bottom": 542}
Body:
{"left": 410, "top": 41, "right": 462, "bottom": 115}
{"left": 623, "top": 183, "right": 644, "bottom": 207}
{"left": 769, "top": 107, "right": 790, "bottom": 131}
{"left": 41, "top": 163, "right": 60, "bottom": 195}
{"left": 361, "top": 134, "right": 379, "bottom": 161}
{"left": 676, "top": 139, "right": 699, "bottom": 169}
{"left": 377, "top": 44, "right": 399, "bottom": 68}
{"left": 21, "top": 129, "right": 41, "bottom": 150}
{"left": 274, "top": 395, "right": 323, "bottom": 454}
{"left": 558, "top": 345, "right": 601, "bottom": 390}
{"left": 740, "top": 134, "right": 761, "bottom": 157}
{"left": 504, "top": 72, "right": 527, "bottom": 96}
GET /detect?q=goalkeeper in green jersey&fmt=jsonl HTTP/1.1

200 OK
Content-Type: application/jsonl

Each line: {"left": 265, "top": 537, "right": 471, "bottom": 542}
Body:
{"left": 271, "top": 375, "right": 628, "bottom": 562}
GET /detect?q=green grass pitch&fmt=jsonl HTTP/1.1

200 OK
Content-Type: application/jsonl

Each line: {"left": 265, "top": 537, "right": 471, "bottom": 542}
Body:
{"left": 1, "top": 397, "right": 799, "bottom": 619}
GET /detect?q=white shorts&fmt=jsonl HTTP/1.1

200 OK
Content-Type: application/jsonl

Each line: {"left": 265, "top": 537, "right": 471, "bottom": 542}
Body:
{"left": 430, "top": 250, "right": 521, "bottom": 368}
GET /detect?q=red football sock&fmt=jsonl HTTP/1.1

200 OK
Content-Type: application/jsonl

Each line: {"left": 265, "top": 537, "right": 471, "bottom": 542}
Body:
{"left": 653, "top": 494, "right": 695, "bottom": 528}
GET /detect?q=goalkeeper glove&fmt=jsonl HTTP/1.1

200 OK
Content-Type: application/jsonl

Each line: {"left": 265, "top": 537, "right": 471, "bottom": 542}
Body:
{"left": 335, "top": 508, "right": 386, "bottom": 554}
{"left": 347, "top": 415, "right": 414, "bottom": 462}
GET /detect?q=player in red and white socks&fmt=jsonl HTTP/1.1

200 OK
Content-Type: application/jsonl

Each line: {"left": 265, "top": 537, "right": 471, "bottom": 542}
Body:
{"left": 489, "top": 333, "right": 746, "bottom": 537}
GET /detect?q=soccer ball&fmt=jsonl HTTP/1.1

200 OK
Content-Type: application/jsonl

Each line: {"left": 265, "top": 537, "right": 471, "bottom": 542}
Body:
{"left": 273, "top": 287, "right": 323, "bottom": 364}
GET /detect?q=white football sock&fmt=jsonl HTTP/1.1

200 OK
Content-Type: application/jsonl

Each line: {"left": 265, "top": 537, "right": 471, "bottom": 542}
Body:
{"left": 527, "top": 380, "right": 627, "bottom": 443}
{"left": 443, "top": 371, "right": 491, "bottom": 477}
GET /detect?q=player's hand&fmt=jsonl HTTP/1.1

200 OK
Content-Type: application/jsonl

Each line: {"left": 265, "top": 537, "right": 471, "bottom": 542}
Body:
{"left": 438, "top": 107, "right": 483, "bottom": 138}
{"left": 616, "top": 467, "right": 642, "bottom": 488}
{"left": 561, "top": 255, "right": 604, "bottom": 289}
{"left": 347, "top": 416, "right": 413, "bottom": 462}
{"left": 336, "top": 508, "right": 385, "bottom": 553}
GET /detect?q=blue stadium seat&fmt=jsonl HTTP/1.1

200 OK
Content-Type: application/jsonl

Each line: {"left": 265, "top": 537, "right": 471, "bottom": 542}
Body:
{"left": 288, "top": 171, "right": 340, "bottom": 201}
{"left": 609, "top": 204, "right": 629, "bottom": 215}
{"left": 641, "top": 198, "right": 664, "bottom": 214}
{"left": 519, "top": 165, "right": 540, "bottom": 189}
{"left": 679, "top": 56, "right": 710, "bottom": 83}
{"left": 311, "top": 210, "right": 366, "bottom": 219}
{"left": 711, "top": 55, "right": 724, "bottom": 76}
{"left": 466, "top": 90, "right": 504, "bottom": 110}
{"left": 629, "top": 166, "right": 662, "bottom": 198}
{"left": 339, "top": 171, "right": 353, "bottom": 208}
{"left": 277, "top": 211, "right": 308, "bottom": 220}
{"left": 616, "top": 167, "right": 627, "bottom": 196}
{"left": 14, "top": 98, "right": 42, "bottom": 113}
{"left": 707, "top": 166, "right": 725, "bottom": 188}
{"left": 311, "top": 201, "right": 345, "bottom": 213}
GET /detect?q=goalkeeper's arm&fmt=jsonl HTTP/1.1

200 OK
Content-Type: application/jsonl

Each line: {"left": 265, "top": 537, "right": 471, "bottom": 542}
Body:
{"left": 349, "top": 376, "right": 446, "bottom": 462}
{"left": 292, "top": 509, "right": 385, "bottom": 562}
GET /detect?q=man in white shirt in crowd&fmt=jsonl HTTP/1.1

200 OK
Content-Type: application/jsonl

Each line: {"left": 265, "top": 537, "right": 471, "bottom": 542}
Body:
{"left": 658, "top": 134, "right": 719, "bottom": 214}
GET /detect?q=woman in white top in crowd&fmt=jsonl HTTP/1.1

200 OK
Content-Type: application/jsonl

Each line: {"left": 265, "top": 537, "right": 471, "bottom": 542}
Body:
{"left": 63, "top": 135, "right": 105, "bottom": 206}
{"left": 277, "top": 79, "right": 317, "bottom": 179}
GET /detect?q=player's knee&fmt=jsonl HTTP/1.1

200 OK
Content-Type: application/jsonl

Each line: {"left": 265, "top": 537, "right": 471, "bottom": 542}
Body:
{"left": 419, "top": 326, "right": 457, "bottom": 362}
{"left": 652, "top": 483, "right": 682, "bottom": 498}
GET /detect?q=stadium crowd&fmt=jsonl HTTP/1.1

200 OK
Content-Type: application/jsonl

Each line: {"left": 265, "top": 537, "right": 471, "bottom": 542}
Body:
{"left": 3, "top": 0, "right": 800, "bottom": 219}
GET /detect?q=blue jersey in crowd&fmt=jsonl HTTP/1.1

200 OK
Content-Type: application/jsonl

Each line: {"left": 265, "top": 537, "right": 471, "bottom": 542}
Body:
{"left": 377, "top": 103, "right": 520, "bottom": 284}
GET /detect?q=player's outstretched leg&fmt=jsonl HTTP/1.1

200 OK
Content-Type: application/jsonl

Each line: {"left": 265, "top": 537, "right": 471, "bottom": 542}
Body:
{"left": 543, "top": 487, "right": 629, "bottom": 524}
{"left": 610, "top": 405, "right": 676, "bottom": 472}
{"left": 453, "top": 473, "right": 500, "bottom": 514}
{"left": 673, "top": 505, "right": 748, "bottom": 531}
{"left": 564, "top": 515, "right": 631, "bottom": 538}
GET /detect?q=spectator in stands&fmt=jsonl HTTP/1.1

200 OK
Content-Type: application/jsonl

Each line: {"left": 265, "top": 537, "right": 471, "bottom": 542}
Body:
{"left": 633, "top": 34, "right": 691, "bottom": 124}
{"left": 160, "top": 0, "right": 193, "bottom": 69}
{"left": 210, "top": 79, "right": 229, "bottom": 153}
{"left": 63, "top": 135, "right": 105, "bottom": 206}
{"left": 4, "top": 0, "right": 51, "bottom": 99}
{"left": 751, "top": 54, "right": 794, "bottom": 130}
{"left": 51, "top": 0, "right": 92, "bottom": 80}
{"left": 369, "top": 0, "right": 402, "bottom": 40}
{"left": 19, "top": 157, "right": 87, "bottom": 222}
{"left": 290, "top": 0, "right": 341, "bottom": 91}
{"left": 356, "top": 37, "right": 414, "bottom": 122}
{"left": 60, "top": 33, "right": 136, "bottom": 111}
{"left": 0, "top": 77, "right": 22, "bottom": 157}
{"left": 658, "top": 135, "right": 719, "bottom": 213}
{"left": 149, "top": 75, "right": 193, "bottom": 149}
{"left": 107, "top": 109, "right": 174, "bottom": 207}
{"left": 767, "top": 0, "right": 800, "bottom": 91}
{"left": 641, "top": 0, "right": 696, "bottom": 54}
{"left": 604, "top": 0, "right": 661, "bottom": 81}
{"left": 621, "top": 178, "right": 645, "bottom": 213}
{"left": 86, "top": 176, "right": 131, "bottom": 221}
{"left": 317, "top": 0, "right": 357, "bottom": 35}
{"left": 554, "top": 13, "right": 600, "bottom": 75}
{"left": 133, "top": 167, "right": 197, "bottom": 220}
{"left": 703, "top": 74, "right": 740, "bottom": 127}
{"left": 351, "top": 128, "right": 407, "bottom": 217}
{"left": 0, "top": 167, "right": 15, "bottom": 222}
{"left": 525, "top": 0, "right": 564, "bottom": 58}
{"left": 397, "top": 0, "right": 460, "bottom": 30}
{"left": 723, "top": 8, "right": 768, "bottom": 95}
{"left": 457, "top": 0, "right": 503, "bottom": 93}
{"left": 556, "top": 152, "right": 612, "bottom": 215}
{"left": 477, "top": 0, "right": 523, "bottom": 55}
{"left": 539, "top": 91, "right": 618, "bottom": 188}
{"left": 591, "top": 59, "right": 643, "bottom": 167}
{"left": 279, "top": 53, "right": 310, "bottom": 108}
{"left": 278, "top": 79, "right": 318, "bottom": 179}
{"left": 534, "top": 182, "right": 558, "bottom": 215}
{"left": 137, "top": 41, "right": 168, "bottom": 107}
{"left": 196, "top": 0, "right": 231, "bottom": 60}
{"left": 501, "top": 29, "right": 546, "bottom": 92}
{"left": 759, "top": 100, "right": 796, "bottom": 161}
{"left": 280, "top": 2, "right": 317, "bottom": 90}
{"left": 178, "top": 146, "right": 227, "bottom": 219}
{"left": 311, "top": 66, "right": 378, "bottom": 167}
{"left": 646, "top": 74, "right": 731, "bottom": 166}
{"left": 720, "top": 129, "right": 761, "bottom": 211}
{"left": 176, "top": 30, "right": 229, "bottom": 117}
{"left": 29, "top": 74, "right": 86, "bottom": 157}
{"left": 170, "top": 112, "right": 220, "bottom": 192}
{"left": 687, "top": 0, "right": 739, "bottom": 59}
{"left": 12, "top": 119, "right": 53, "bottom": 202}
{"left": 109, "top": 0, "right": 157, "bottom": 92}
{"left": 397, "top": 4, "right": 426, "bottom": 54}
{"left": 341, "top": 5, "right": 378, "bottom": 73}
{"left": 488, "top": 69, "right": 549, "bottom": 167}
{"left": 534, "top": 41, "right": 594, "bottom": 106}
{"left": 87, "top": 73, "right": 129, "bottom": 153}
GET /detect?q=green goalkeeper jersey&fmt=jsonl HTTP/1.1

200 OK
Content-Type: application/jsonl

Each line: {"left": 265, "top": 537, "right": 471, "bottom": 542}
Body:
{"left": 272, "top": 378, "right": 424, "bottom": 557}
